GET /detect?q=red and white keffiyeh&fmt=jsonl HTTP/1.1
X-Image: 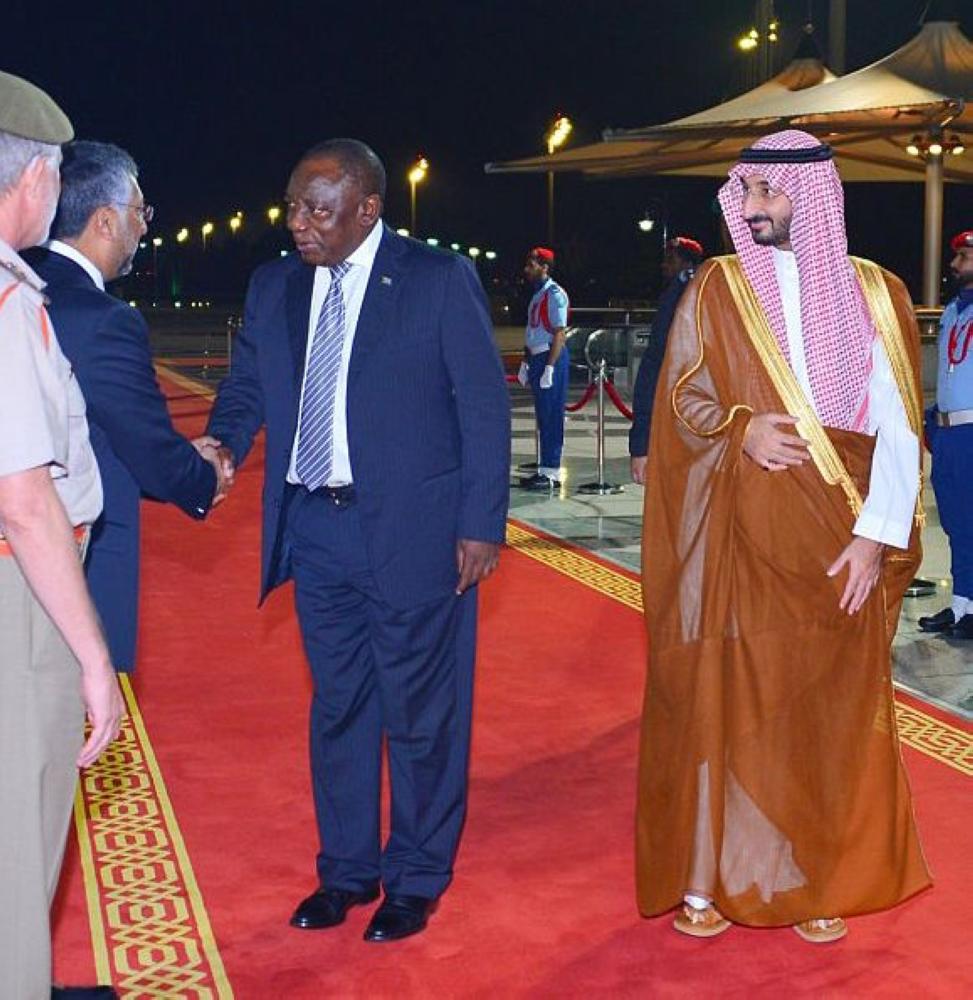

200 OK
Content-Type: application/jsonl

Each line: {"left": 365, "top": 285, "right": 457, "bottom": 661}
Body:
{"left": 717, "top": 129, "right": 876, "bottom": 431}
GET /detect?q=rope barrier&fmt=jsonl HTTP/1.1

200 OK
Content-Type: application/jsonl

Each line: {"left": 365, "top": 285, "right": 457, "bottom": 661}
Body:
{"left": 603, "top": 381, "right": 634, "bottom": 421}
{"left": 565, "top": 382, "right": 597, "bottom": 412}
{"left": 507, "top": 376, "right": 596, "bottom": 413}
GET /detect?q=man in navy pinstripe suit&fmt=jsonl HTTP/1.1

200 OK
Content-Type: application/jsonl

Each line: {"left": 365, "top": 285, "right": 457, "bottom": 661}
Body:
{"left": 206, "top": 139, "right": 510, "bottom": 942}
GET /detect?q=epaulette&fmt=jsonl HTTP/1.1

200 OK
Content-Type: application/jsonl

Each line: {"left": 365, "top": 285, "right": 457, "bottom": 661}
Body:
{"left": 0, "top": 258, "right": 49, "bottom": 302}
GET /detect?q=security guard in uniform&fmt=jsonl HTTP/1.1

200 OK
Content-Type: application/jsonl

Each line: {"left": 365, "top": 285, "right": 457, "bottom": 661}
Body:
{"left": 0, "top": 70, "right": 123, "bottom": 1000}
{"left": 920, "top": 229, "right": 973, "bottom": 640}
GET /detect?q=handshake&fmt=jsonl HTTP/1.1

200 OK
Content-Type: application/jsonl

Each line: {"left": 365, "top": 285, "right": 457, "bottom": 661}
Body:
{"left": 191, "top": 435, "right": 237, "bottom": 506}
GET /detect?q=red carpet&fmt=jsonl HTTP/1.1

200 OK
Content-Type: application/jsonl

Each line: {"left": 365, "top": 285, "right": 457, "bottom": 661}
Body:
{"left": 53, "top": 368, "right": 972, "bottom": 998}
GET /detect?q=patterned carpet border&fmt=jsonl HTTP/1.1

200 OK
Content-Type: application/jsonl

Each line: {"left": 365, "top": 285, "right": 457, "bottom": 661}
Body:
{"left": 505, "top": 519, "right": 973, "bottom": 778}
{"left": 75, "top": 675, "right": 233, "bottom": 998}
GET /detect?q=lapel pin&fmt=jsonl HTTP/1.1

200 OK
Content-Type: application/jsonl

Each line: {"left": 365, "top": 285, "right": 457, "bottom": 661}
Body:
{"left": 381, "top": 275, "right": 393, "bottom": 286}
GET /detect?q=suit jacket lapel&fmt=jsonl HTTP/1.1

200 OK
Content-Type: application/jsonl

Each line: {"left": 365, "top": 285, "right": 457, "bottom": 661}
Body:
{"left": 286, "top": 262, "right": 315, "bottom": 397}
{"left": 349, "top": 226, "right": 405, "bottom": 377}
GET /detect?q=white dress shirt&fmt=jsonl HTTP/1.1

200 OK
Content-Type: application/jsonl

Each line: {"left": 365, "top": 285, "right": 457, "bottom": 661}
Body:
{"left": 47, "top": 240, "right": 106, "bottom": 290}
{"left": 772, "top": 248, "right": 918, "bottom": 549}
{"left": 287, "top": 221, "right": 384, "bottom": 487}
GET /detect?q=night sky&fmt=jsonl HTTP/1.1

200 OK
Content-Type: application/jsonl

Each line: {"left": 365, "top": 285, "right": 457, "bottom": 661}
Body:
{"left": 6, "top": 0, "right": 972, "bottom": 301}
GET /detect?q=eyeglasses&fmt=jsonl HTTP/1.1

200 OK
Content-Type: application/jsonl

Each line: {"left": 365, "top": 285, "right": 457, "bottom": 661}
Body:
{"left": 114, "top": 202, "right": 155, "bottom": 223}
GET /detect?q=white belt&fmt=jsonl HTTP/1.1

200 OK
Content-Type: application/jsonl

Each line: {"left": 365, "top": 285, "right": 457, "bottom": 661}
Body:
{"left": 936, "top": 408, "right": 973, "bottom": 428}
{"left": 527, "top": 344, "right": 551, "bottom": 356}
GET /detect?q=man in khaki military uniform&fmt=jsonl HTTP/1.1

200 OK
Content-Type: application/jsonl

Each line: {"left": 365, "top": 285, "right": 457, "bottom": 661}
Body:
{"left": 0, "top": 70, "right": 124, "bottom": 1000}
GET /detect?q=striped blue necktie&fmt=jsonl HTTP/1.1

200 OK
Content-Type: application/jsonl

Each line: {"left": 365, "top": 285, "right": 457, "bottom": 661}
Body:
{"left": 295, "top": 261, "right": 352, "bottom": 490}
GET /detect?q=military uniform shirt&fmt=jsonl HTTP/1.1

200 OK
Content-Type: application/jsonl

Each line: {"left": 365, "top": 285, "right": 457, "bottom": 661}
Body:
{"left": 936, "top": 293, "right": 973, "bottom": 413}
{"left": 525, "top": 277, "right": 569, "bottom": 355}
{"left": 0, "top": 237, "right": 101, "bottom": 527}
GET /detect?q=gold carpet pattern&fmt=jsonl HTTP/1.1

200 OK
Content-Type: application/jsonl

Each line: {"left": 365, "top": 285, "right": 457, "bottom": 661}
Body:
{"left": 74, "top": 676, "right": 232, "bottom": 999}
{"left": 505, "top": 519, "right": 973, "bottom": 777}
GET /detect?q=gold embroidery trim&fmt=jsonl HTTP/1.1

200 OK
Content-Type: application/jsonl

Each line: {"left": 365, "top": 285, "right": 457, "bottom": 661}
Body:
{"left": 671, "top": 262, "right": 753, "bottom": 438}
{"left": 851, "top": 257, "right": 926, "bottom": 528}
{"left": 716, "top": 255, "right": 864, "bottom": 515}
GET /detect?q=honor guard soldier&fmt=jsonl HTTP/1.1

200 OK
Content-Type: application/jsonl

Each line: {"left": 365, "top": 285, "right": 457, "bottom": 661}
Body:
{"left": 920, "top": 229, "right": 973, "bottom": 639}
{"left": 518, "top": 246, "right": 570, "bottom": 491}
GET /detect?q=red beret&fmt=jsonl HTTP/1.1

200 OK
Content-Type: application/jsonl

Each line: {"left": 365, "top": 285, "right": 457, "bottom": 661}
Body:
{"left": 950, "top": 230, "right": 973, "bottom": 252}
{"left": 530, "top": 247, "right": 555, "bottom": 264}
{"left": 669, "top": 236, "right": 704, "bottom": 257}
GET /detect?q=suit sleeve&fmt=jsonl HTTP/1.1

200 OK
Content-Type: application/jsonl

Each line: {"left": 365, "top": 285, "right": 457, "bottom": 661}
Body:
{"left": 205, "top": 267, "right": 267, "bottom": 466}
{"left": 82, "top": 303, "right": 217, "bottom": 517}
{"left": 440, "top": 256, "right": 511, "bottom": 542}
{"left": 629, "top": 278, "right": 684, "bottom": 457}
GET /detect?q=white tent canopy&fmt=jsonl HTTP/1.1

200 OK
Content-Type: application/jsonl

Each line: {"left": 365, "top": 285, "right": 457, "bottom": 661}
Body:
{"left": 487, "top": 21, "right": 973, "bottom": 302}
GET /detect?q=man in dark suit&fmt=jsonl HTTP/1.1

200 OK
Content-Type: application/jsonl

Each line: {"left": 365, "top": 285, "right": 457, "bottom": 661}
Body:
{"left": 204, "top": 139, "right": 510, "bottom": 942}
{"left": 628, "top": 235, "right": 704, "bottom": 484}
{"left": 25, "top": 141, "right": 226, "bottom": 672}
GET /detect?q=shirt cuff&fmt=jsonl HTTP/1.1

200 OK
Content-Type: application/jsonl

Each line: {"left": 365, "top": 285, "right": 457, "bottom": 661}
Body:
{"left": 853, "top": 510, "right": 912, "bottom": 550}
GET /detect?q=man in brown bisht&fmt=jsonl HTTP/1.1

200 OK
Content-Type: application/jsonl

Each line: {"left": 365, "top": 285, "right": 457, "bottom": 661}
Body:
{"left": 636, "top": 129, "right": 931, "bottom": 944}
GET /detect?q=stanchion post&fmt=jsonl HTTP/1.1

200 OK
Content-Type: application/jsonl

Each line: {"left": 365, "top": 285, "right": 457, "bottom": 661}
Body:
{"left": 577, "top": 359, "right": 623, "bottom": 496}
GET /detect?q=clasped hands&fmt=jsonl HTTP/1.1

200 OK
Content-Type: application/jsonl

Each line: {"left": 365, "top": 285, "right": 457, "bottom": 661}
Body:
{"left": 192, "top": 435, "right": 236, "bottom": 505}
{"left": 743, "top": 411, "right": 883, "bottom": 615}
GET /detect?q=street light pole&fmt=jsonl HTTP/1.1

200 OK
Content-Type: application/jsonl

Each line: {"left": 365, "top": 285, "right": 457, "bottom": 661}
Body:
{"left": 407, "top": 156, "right": 428, "bottom": 236}
{"left": 151, "top": 236, "right": 162, "bottom": 299}
{"left": 544, "top": 115, "right": 572, "bottom": 247}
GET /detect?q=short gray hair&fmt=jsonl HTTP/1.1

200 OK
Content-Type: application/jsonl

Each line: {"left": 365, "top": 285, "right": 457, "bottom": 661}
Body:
{"left": 52, "top": 140, "right": 139, "bottom": 239}
{"left": 0, "top": 130, "right": 59, "bottom": 195}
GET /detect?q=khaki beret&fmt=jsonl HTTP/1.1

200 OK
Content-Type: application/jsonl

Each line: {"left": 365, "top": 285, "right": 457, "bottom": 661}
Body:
{"left": 0, "top": 69, "right": 73, "bottom": 143}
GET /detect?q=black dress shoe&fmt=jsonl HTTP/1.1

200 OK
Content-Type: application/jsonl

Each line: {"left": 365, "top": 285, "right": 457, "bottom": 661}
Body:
{"left": 917, "top": 607, "right": 956, "bottom": 633}
{"left": 951, "top": 613, "right": 973, "bottom": 640}
{"left": 51, "top": 988, "right": 118, "bottom": 999}
{"left": 521, "top": 473, "right": 561, "bottom": 491}
{"left": 363, "top": 894, "right": 436, "bottom": 942}
{"left": 290, "top": 885, "right": 380, "bottom": 929}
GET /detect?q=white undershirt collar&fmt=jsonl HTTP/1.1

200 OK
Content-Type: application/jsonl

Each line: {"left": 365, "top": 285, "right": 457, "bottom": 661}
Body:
{"left": 47, "top": 240, "right": 106, "bottom": 291}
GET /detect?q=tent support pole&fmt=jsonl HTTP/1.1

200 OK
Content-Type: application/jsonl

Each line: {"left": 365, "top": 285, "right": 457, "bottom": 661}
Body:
{"left": 923, "top": 153, "right": 943, "bottom": 306}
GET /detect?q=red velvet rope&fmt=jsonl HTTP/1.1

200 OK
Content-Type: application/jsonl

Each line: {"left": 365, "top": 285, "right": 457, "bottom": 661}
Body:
{"left": 564, "top": 382, "right": 597, "bottom": 412}
{"left": 603, "top": 381, "right": 634, "bottom": 421}
{"left": 506, "top": 377, "right": 601, "bottom": 415}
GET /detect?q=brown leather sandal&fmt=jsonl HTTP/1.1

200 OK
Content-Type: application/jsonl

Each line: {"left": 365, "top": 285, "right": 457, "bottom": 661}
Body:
{"left": 793, "top": 917, "right": 848, "bottom": 943}
{"left": 673, "top": 902, "right": 732, "bottom": 938}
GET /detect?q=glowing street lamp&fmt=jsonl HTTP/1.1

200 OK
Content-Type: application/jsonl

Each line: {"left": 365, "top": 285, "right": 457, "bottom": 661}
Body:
{"left": 229, "top": 215, "right": 242, "bottom": 234}
{"left": 267, "top": 205, "right": 281, "bottom": 224}
{"left": 151, "top": 236, "right": 163, "bottom": 298}
{"left": 176, "top": 227, "right": 189, "bottom": 243}
{"left": 201, "top": 221, "right": 214, "bottom": 250}
{"left": 545, "top": 114, "right": 573, "bottom": 245}
{"left": 408, "top": 155, "right": 429, "bottom": 235}
{"left": 737, "top": 27, "right": 759, "bottom": 51}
